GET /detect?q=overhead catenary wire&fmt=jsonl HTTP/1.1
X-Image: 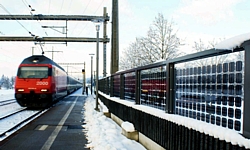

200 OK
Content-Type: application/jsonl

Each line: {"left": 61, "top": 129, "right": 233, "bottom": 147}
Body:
{"left": 20, "top": 1, "right": 49, "bottom": 52}
{"left": 59, "top": 0, "right": 65, "bottom": 14}
{"left": 70, "top": 0, "right": 91, "bottom": 35}
{"left": 94, "top": 0, "right": 105, "bottom": 14}
{"left": 22, "top": 0, "right": 31, "bottom": 12}
{"left": 21, "top": 1, "right": 49, "bottom": 36}
{"left": 21, "top": 1, "right": 75, "bottom": 52}
{"left": 66, "top": 0, "right": 73, "bottom": 14}
{"left": 51, "top": 0, "right": 66, "bottom": 36}
{"left": 77, "top": 0, "right": 106, "bottom": 36}
{"left": 48, "top": 0, "right": 51, "bottom": 14}
{"left": 0, "top": 4, "right": 34, "bottom": 36}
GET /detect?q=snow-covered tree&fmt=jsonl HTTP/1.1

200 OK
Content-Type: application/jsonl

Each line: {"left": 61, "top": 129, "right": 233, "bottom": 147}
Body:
{"left": 0, "top": 75, "right": 4, "bottom": 89}
{"left": 0, "top": 74, "right": 15, "bottom": 89}
{"left": 4, "top": 77, "right": 11, "bottom": 89}
{"left": 10, "top": 76, "right": 15, "bottom": 89}
{"left": 120, "top": 38, "right": 148, "bottom": 70}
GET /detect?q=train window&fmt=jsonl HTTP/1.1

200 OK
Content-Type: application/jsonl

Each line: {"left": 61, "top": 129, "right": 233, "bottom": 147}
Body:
{"left": 18, "top": 66, "right": 49, "bottom": 78}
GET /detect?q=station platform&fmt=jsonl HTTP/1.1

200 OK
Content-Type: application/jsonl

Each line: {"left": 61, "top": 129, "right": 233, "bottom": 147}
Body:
{"left": 0, "top": 90, "right": 89, "bottom": 150}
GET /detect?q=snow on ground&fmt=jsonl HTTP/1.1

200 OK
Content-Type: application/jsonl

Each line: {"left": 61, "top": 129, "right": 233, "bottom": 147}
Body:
{"left": 0, "top": 89, "right": 15, "bottom": 101}
{"left": 0, "top": 89, "right": 23, "bottom": 119}
{"left": 83, "top": 95, "right": 146, "bottom": 150}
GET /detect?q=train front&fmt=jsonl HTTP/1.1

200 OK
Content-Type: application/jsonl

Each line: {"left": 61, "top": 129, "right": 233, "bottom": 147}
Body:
{"left": 15, "top": 63, "right": 54, "bottom": 108}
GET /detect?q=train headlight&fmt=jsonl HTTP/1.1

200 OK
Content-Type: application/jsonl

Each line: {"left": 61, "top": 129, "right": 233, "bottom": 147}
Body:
{"left": 17, "top": 89, "right": 24, "bottom": 92}
{"left": 41, "top": 89, "right": 48, "bottom": 92}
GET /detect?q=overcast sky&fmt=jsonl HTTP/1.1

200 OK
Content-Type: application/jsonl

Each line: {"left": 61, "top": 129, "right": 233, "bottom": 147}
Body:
{"left": 0, "top": 0, "right": 249, "bottom": 79}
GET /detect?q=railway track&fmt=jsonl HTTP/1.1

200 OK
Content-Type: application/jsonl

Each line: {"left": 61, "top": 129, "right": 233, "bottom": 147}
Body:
{"left": 0, "top": 108, "right": 46, "bottom": 140}
{"left": 0, "top": 99, "right": 16, "bottom": 106}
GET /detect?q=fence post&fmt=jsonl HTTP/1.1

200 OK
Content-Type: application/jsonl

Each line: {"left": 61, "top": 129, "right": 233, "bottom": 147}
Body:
{"left": 105, "top": 77, "right": 109, "bottom": 95}
{"left": 110, "top": 75, "right": 114, "bottom": 97}
{"left": 166, "top": 63, "right": 175, "bottom": 114}
{"left": 120, "top": 73, "right": 125, "bottom": 99}
{"left": 243, "top": 41, "right": 250, "bottom": 138}
{"left": 135, "top": 70, "right": 141, "bottom": 104}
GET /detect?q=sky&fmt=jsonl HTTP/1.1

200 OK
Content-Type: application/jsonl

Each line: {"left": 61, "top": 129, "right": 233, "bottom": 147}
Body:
{"left": 0, "top": 0, "right": 250, "bottom": 79}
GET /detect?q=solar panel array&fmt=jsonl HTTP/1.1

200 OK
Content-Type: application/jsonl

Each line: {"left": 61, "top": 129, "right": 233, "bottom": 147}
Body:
{"left": 175, "top": 59, "right": 244, "bottom": 132}
{"left": 124, "top": 72, "right": 136, "bottom": 100}
{"left": 140, "top": 67, "right": 167, "bottom": 110}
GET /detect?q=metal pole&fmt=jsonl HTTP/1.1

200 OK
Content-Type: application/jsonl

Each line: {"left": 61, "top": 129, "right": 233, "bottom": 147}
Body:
{"left": 94, "top": 71, "right": 96, "bottom": 93}
{"left": 82, "top": 68, "right": 85, "bottom": 94}
{"left": 82, "top": 62, "right": 85, "bottom": 94}
{"left": 111, "top": 0, "right": 119, "bottom": 74}
{"left": 90, "top": 55, "right": 94, "bottom": 95}
{"left": 91, "top": 56, "right": 93, "bottom": 94}
{"left": 103, "top": 7, "right": 107, "bottom": 77}
{"left": 84, "top": 62, "right": 85, "bottom": 92}
{"left": 52, "top": 46, "right": 54, "bottom": 60}
{"left": 32, "top": 47, "right": 34, "bottom": 55}
{"left": 95, "top": 25, "right": 100, "bottom": 110}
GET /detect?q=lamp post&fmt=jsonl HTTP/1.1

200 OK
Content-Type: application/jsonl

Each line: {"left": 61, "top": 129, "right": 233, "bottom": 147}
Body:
{"left": 89, "top": 54, "right": 95, "bottom": 95}
{"left": 82, "top": 67, "right": 85, "bottom": 95}
{"left": 94, "top": 71, "right": 96, "bottom": 94}
{"left": 92, "top": 18, "right": 103, "bottom": 111}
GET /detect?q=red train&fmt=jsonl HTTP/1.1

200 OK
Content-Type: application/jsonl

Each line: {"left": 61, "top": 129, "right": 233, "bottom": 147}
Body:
{"left": 15, "top": 55, "right": 82, "bottom": 108}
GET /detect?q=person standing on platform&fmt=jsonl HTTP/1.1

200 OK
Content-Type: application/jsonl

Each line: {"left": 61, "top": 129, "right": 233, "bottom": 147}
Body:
{"left": 86, "top": 86, "right": 88, "bottom": 95}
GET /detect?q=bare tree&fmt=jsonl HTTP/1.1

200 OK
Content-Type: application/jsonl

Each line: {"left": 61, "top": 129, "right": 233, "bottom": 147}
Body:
{"left": 141, "top": 13, "right": 183, "bottom": 61}
{"left": 191, "top": 38, "right": 228, "bottom": 67}
{"left": 120, "top": 38, "right": 145, "bottom": 70}
{"left": 120, "top": 13, "right": 183, "bottom": 70}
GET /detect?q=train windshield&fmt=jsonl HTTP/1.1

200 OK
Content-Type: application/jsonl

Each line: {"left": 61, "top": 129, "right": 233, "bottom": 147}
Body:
{"left": 17, "top": 66, "right": 50, "bottom": 78}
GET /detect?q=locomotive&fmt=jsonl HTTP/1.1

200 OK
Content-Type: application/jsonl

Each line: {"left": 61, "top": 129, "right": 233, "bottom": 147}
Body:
{"left": 15, "top": 55, "right": 82, "bottom": 108}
